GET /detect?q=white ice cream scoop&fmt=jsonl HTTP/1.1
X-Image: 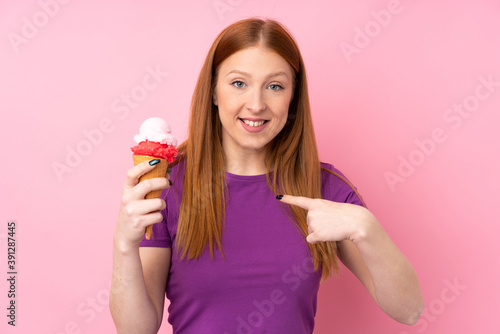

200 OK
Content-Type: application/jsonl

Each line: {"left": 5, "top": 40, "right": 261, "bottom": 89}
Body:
{"left": 133, "top": 117, "right": 177, "bottom": 146}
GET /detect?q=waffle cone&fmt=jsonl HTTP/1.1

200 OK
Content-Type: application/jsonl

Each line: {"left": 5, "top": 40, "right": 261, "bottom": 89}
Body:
{"left": 133, "top": 155, "right": 169, "bottom": 239}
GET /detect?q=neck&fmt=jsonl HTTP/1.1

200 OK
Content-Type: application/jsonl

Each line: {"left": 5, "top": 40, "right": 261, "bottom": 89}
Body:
{"left": 223, "top": 145, "right": 268, "bottom": 176}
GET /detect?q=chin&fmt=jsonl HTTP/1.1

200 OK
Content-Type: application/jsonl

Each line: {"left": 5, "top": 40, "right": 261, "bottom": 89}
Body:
{"left": 240, "top": 142, "right": 268, "bottom": 152}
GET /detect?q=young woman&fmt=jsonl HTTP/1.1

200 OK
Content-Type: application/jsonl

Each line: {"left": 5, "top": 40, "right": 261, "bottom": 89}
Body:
{"left": 110, "top": 18, "right": 424, "bottom": 334}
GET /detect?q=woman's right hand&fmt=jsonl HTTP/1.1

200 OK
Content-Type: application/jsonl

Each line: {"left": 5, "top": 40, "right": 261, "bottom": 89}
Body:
{"left": 114, "top": 160, "right": 170, "bottom": 253}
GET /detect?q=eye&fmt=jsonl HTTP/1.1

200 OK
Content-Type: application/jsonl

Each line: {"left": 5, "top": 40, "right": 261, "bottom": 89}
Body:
{"left": 269, "top": 84, "right": 284, "bottom": 91}
{"left": 231, "top": 80, "right": 246, "bottom": 88}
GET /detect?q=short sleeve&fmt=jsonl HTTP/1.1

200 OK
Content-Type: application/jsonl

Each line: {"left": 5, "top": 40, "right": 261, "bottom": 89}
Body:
{"left": 139, "top": 191, "right": 172, "bottom": 248}
{"left": 320, "top": 162, "right": 367, "bottom": 208}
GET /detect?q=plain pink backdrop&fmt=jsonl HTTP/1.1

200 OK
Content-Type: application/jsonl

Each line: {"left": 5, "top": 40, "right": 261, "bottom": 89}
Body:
{"left": 1, "top": 0, "right": 499, "bottom": 333}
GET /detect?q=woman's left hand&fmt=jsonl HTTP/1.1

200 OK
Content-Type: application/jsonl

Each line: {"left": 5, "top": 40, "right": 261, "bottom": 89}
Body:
{"left": 278, "top": 195, "right": 375, "bottom": 244}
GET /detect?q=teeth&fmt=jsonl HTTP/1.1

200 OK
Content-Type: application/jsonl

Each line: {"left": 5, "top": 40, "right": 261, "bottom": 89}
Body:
{"left": 242, "top": 119, "right": 265, "bottom": 127}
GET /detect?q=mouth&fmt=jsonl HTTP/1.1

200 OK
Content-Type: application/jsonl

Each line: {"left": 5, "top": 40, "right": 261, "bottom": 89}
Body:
{"left": 239, "top": 118, "right": 269, "bottom": 127}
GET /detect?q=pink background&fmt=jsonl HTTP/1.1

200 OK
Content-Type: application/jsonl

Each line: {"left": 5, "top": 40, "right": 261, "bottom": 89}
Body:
{"left": 1, "top": 0, "right": 499, "bottom": 333}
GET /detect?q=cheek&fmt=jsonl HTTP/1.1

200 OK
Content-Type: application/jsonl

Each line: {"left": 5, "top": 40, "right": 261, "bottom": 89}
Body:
{"left": 279, "top": 113, "right": 288, "bottom": 130}
{"left": 217, "top": 90, "right": 240, "bottom": 113}
{"left": 275, "top": 99, "right": 291, "bottom": 124}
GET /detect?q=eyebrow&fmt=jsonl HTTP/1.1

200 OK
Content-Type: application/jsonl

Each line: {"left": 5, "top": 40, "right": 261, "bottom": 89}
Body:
{"left": 225, "top": 70, "right": 290, "bottom": 80}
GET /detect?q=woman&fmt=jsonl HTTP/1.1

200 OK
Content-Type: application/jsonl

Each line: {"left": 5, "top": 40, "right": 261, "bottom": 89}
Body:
{"left": 110, "top": 18, "right": 424, "bottom": 333}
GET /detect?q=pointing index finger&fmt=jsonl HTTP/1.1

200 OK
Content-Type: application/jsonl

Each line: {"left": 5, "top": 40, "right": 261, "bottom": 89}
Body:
{"left": 278, "top": 194, "right": 315, "bottom": 211}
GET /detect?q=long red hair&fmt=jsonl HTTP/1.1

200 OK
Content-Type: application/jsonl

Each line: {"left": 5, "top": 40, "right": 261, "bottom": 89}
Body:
{"left": 173, "top": 18, "right": 346, "bottom": 281}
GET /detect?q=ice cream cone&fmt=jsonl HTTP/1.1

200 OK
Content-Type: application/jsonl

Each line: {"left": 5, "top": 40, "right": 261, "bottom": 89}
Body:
{"left": 130, "top": 117, "right": 178, "bottom": 240}
{"left": 133, "top": 154, "right": 169, "bottom": 239}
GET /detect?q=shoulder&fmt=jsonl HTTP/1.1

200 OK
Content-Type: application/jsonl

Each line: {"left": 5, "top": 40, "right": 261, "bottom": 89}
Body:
{"left": 320, "top": 162, "right": 366, "bottom": 207}
{"left": 320, "top": 162, "right": 353, "bottom": 186}
{"left": 160, "top": 158, "right": 185, "bottom": 205}
{"left": 167, "top": 158, "right": 186, "bottom": 191}
{"left": 169, "top": 157, "right": 185, "bottom": 179}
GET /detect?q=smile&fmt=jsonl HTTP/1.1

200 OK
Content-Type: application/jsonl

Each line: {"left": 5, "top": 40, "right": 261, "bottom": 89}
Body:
{"left": 240, "top": 119, "right": 268, "bottom": 127}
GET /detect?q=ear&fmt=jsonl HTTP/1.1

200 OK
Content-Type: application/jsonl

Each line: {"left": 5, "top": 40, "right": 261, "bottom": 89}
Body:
{"left": 212, "top": 88, "right": 218, "bottom": 106}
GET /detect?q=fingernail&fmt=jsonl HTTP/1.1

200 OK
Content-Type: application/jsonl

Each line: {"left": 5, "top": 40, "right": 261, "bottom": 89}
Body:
{"left": 149, "top": 159, "right": 161, "bottom": 166}
{"left": 167, "top": 168, "right": 172, "bottom": 174}
{"left": 169, "top": 180, "right": 173, "bottom": 186}
{"left": 276, "top": 195, "right": 284, "bottom": 200}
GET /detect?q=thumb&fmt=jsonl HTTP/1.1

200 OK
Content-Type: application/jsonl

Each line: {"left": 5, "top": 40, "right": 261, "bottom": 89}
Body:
{"left": 277, "top": 194, "right": 315, "bottom": 211}
{"left": 306, "top": 232, "right": 320, "bottom": 244}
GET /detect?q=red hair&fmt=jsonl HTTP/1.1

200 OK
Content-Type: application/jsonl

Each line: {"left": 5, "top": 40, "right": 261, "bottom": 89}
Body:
{"left": 173, "top": 18, "right": 345, "bottom": 281}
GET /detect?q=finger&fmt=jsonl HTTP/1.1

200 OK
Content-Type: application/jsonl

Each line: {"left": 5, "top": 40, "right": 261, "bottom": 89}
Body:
{"left": 135, "top": 198, "right": 166, "bottom": 216}
{"left": 134, "top": 177, "right": 169, "bottom": 199}
{"left": 124, "top": 159, "right": 162, "bottom": 189}
{"left": 306, "top": 232, "right": 320, "bottom": 244}
{"left": 145, "top": 211, "right": 164, "bottom": 226}
{"left": 278, "top": 194, "right": 316, "bottom": 211}
{"left": 134, "top": 211, "right": 164, "bottom": 229}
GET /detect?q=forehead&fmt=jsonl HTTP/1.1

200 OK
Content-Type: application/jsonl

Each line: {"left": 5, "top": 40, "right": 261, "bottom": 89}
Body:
{"left": 218, "top": 46, "right": 293, "bottom": 77}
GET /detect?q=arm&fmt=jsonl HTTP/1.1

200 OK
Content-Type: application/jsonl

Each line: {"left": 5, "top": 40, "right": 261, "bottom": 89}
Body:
{"left": 278, "top": 195, "right": 424, "bottom": 325}
{"left": 337, "top": 211, "right": 424, "bottom": 325}
{"left": 139, "top": 247, "right": 171, "bottom": 330}
{"left": 110, "top": 244, "right": 171, "bottom": 333}
{"left": 109, "top": 161, "right": 171, "bottom": 333}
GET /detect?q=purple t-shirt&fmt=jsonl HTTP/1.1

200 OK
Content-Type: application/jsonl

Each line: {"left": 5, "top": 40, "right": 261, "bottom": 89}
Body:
{"left": 140, "top": 162, "right": 365, "bottom": 333}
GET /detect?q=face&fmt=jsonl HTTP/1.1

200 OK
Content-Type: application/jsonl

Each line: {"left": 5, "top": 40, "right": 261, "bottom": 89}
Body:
{"left": 213, "top": 45, "right": 295, "bottom": 157}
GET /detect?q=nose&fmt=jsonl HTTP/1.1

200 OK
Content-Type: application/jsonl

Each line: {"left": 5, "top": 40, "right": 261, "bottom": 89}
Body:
{"left": 246, "top": 89, "right": 266, "bottom": 113}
